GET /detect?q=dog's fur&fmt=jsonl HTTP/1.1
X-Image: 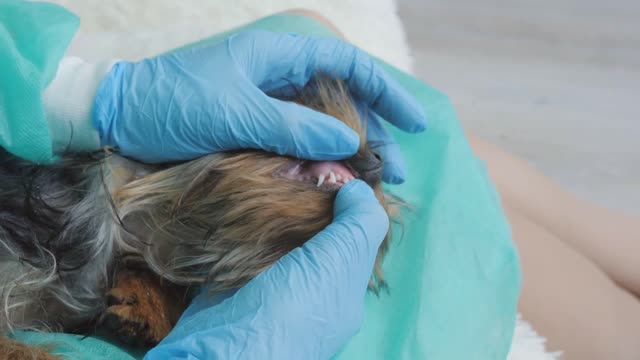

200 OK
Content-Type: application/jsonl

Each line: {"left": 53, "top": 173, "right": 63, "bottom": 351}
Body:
{"left": 0, "top": 79, "right": 400, "bottom": 351}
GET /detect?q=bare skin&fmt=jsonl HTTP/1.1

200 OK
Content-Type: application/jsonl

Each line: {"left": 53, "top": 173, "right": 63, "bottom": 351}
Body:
{"left": 291, "top": 9, "right": 640, "bottom": 359}
{"left": 468, "top": 135, "right": 640, "bottom": 298}
{"left": 468, "top": 134, "right": 640, "bottom": 359}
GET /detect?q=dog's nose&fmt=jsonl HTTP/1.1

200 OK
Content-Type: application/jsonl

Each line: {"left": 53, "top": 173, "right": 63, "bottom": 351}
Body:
{"left": 347, "top": 150, "right": 383, "bottom": 187}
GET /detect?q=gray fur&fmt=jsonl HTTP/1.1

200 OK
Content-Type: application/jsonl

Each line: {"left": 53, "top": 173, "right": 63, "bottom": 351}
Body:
{"left": 0, "top": 151, "right": 138, "bottom": 332}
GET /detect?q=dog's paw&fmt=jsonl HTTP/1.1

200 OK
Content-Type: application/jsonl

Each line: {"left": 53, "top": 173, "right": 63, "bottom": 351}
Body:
{"left": 101, "top": 271, "right": 184, "bottom": 347}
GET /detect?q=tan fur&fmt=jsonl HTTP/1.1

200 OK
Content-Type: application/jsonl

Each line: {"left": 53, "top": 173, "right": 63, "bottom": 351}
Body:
{"left": 0, "top": 337, "right": 59, "bottom": 360}
{"left": 102, "top": 270, "right": 186, "bottom": 346}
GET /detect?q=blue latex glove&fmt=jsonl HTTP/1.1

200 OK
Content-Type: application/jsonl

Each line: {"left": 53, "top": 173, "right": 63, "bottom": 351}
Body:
{"left": 144, "top": 180, "right": 389, "bottom": 359}
{"left": 93, "top": 30, "right": 426, "bottom": 184}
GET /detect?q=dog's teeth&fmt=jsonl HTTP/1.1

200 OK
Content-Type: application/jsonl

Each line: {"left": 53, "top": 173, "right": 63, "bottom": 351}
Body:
{"left": 317, "top": 174, "right": 325, "bottom": 187}
{"left": 336, "top": 174, "right": 342, "bottom": 181}
{"left": 329, "top": 171, "right": 337, "bottom": 184}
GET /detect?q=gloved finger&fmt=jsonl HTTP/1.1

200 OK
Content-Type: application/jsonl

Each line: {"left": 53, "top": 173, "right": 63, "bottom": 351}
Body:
{"left": 237, "top": 94, "right": 361, "bottom": 161}
{"left": 339, "top": 48, "right": 427, "bottom": 134}
{"left": 235, "top": 32, "right": 427, "bottom": 134}
{"left": 302, "top": 180, "right": 389, "bottom": 277}
{"left": 360, "top": 106, "right": 407, "bottom": 184}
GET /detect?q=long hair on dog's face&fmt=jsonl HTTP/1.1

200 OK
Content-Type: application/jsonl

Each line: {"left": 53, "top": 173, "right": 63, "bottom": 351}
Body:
{"left": 0, "top": 78, "right": 400, "bottom": 332}
{"left": 116, "top": 78, "right": 400, "bottom": 291}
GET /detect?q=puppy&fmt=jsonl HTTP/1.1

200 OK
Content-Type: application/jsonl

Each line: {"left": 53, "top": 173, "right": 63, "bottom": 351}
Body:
{"left": 0, "top": 78, "right": 400, "bottom": 355}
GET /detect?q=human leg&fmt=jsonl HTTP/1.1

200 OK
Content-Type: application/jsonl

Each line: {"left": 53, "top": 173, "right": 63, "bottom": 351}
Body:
{"left": 505, "top": 204, "right": 640, "bottom": 359}
{"left": 467, "top": 133, "right": 640, "bottom": 297}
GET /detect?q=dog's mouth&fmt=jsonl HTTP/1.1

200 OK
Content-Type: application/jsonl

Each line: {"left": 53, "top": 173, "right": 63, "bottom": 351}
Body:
{"left": 275, "top": 160, "right": 357, "bottom": 189}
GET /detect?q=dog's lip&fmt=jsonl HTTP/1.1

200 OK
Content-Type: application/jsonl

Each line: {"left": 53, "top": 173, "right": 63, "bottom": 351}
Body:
{"left": 274, "top": 160, "right": 357, "bottom": 188}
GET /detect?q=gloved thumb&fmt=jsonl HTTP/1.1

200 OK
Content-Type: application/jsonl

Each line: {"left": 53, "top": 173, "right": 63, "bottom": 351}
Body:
{"left": 263, "top": 97, "right": 361, "bottom": 160}
{"left": 303, "top": 180, "right": 389, "bottom": 272}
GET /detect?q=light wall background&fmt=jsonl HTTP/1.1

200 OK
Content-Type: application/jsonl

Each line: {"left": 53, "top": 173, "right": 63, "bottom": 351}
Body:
{"left": 398, "top": 0, "right": 639, "bottom": 215}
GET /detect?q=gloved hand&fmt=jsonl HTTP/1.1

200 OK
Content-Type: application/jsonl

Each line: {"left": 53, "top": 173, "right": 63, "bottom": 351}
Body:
{"left": 144, "top": 180, "right": 389, "bottom": 360}
{"left": 92, "top": 31, "right": 426, "bottom": 184}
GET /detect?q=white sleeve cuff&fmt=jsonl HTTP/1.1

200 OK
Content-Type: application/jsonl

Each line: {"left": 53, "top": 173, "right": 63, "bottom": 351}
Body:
{"left": 43, "top": 57, "right": 118, "bottom": 153}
